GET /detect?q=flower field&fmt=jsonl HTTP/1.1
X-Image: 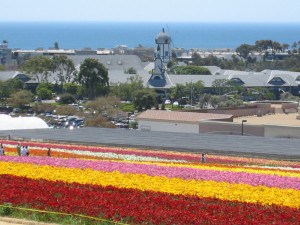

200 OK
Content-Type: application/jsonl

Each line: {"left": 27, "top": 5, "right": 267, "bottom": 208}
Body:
{"left": 0, "top": 139, "right": 300, "bottom": 224}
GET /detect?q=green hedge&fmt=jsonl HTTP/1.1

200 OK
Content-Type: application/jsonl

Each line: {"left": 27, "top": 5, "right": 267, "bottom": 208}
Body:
{"left": 174, "top": 66, "right": 211, "bottom": 75}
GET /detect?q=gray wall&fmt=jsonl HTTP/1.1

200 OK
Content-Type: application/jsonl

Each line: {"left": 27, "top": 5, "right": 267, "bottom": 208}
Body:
{"left": 199, "top": 121, "right": 300, "bottom": 138}
{"left": 139, "top": 120, "right": 200, "bottom": 133}
{"left": 264, "top": 125, "right": 300, "bottom": 138}
{"left": 199, "top": 121, "right": 264, "bottom": 136}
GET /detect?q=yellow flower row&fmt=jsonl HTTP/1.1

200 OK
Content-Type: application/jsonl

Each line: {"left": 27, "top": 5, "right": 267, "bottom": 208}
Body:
{"left": 0, "top": 161, "right": 299, "bottom": 209}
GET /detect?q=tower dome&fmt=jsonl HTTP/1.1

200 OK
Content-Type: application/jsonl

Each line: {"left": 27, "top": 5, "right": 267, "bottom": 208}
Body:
{"left": 155, "top": 28, "right": 171, "bottom": 44}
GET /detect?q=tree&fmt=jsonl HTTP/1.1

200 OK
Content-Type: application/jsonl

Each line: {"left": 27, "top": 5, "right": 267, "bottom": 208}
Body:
{"left": 212, "top": 79, "right": 230, "bottom": 95}
{"left": 272, "top": 41, "right": 282, "bottom": 52}
{"left": 84, "top": 96, "right": 122, "bottom": 116}
{"left": 36, "top": 82, "right": 53, "bottom": 100}
{"left": 133, "top": 89, "right": 156, "bottom": 111}
{"left": 51, "top": 55, "right": 76, "bottom": 93}
{"left": 0, "top": 79, "right": 24, "bottom": 106}
{"left": 236, "top": 44, "right": 255, "bottom": 60}
{"left": 125, "top": 67, "right": 137, "bottom": 74}
{"left": 199, "top": 94, "right": 211, "bottom": 109}
{"left": 169, "top": 84, "right": 186, "bottom": 103}
{"left": 77, "top": 58, "right": 109, "bottom": 99}
{"left": 209, "top": 95, "right": 221, "bottom": 108}
{"left": 185, "top": 81, "right": 204, "bottom": 104}
{"left": 255, "top": 40, "right": 273, "bottom": 51}
{"left": 22, "top": 56, "right": 52, "bottom": 82}
{"left": 110, "top": 75, "right": 144, "bottom": 101}
{"left": 0, "top": 81, "right": 9, "bottom": 104}
{"left": 4, "top": 78, "right": 24, "bottom": 95}
{"left": 282, "top": 43, "right": 289, "bottom": 52}
{"left": 63, "top": 83, "right": 80, "bottom": 96}
{"left": 8, "top": 90, "right": 33, "bottom": 109}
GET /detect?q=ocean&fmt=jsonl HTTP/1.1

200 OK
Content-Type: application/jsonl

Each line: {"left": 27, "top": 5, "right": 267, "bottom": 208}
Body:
{"left": 1, "top": 22, "right": 300, "bottom": 50}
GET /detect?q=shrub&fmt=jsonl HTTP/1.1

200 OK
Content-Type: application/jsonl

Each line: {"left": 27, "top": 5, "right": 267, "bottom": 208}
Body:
{"left": 59, "top": 94, "right": 76, "bottom": 104}
{"left": 55, "top": 105, "right": 77, "bottom": 116}
{"left": 174, "top": 66, "right": 211, "bottom": 75}
{"left": 85, "top": 116, "right": 116, "bottom": 128}
{"left": 0, "top": 203, "right": 13, "bottom": 216}
{"left": 36, "top": 83, "right": 53, "bottom": 100}
{"left": 120, "top": 103, "right": 135, "bottom": 112}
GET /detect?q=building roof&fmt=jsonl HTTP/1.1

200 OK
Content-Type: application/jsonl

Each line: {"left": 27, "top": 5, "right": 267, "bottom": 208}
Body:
{"left": 136, "top": 110, "right": 233, "bottom": 123}
{"left": 2, "top": 54, "right": 300, "bottom": 89}
{"left": 0, "top": 71, "right": 17, "bottom": 81}
{"left": 69, "top": 55, "right": 146, "bottom": 71}
{"left": 108, "top": 70, "right": 150, "bottom": 86}
{"left": 168, "top": 73, "right": 299, "bottom": 87}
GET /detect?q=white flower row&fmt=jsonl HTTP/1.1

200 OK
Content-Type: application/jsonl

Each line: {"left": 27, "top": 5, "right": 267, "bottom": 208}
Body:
{"left": 52, "top": 148, "right": 187, "bottom": 163}
{"left": 245, "top": 165, "right": 300, "bottom": 171}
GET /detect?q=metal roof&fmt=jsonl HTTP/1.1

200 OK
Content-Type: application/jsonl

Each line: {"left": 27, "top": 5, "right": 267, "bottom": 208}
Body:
{"left": 0, "top": 71, "right": 17, "bottom": 81}
{"left": 2, "top": 54, "right": 300, "bottom": 89}
{"left": 68, "top": 55, "right": 146, "bottom": 71}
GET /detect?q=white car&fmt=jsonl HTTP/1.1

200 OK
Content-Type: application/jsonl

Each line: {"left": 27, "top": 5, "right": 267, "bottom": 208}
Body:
{"left": 173, "top": 101, "right": 179, "bottom": 106}
{"left": 164, "top": 99, "right": 171, "bottom": 104}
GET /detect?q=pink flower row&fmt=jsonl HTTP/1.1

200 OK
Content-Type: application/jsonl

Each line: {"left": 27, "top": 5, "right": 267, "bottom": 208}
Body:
{"left": 1, "top": 156, "right": 299, "bottom": 190}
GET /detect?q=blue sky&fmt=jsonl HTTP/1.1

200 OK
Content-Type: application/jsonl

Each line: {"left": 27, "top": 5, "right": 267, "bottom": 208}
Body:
{"left": 1, "top": 0, "right": 300, "bottom": 23}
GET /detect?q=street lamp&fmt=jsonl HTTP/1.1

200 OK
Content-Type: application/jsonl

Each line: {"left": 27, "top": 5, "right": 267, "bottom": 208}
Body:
{"left": 242, "top": 120, "right": 247, "bottom": 136}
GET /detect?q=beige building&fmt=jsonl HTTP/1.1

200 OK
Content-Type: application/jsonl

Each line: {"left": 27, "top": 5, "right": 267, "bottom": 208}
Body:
{"left": 136, "top": 110, "right": 233, "bottom": 133}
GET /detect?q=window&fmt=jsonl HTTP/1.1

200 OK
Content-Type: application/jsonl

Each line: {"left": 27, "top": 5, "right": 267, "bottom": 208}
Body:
{"left": 230, "top": 78, "right": 244, "bottom": 85}
{"left": 268, "top": 77, "right": 286, "bottom": 85}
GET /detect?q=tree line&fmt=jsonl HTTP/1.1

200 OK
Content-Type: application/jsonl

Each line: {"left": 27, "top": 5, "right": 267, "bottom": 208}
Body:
{"left": 190, "top": 39, "right": 300, "bottom": 72}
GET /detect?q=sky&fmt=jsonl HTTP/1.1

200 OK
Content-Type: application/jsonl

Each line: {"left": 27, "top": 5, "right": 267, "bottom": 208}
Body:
{"left": 1, "top": 0, "right": 300, "bottom": 23}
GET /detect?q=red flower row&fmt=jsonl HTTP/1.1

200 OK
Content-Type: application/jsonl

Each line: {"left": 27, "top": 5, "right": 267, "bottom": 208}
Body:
{"left": 0, "top": 174, "right": 299, "bottom": 225}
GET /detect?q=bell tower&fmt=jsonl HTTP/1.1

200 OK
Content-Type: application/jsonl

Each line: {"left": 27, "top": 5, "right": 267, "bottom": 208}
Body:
{"left": 148, "top": 28, "right": 173, "bottom": 91}
{"left": 155, "top": 28, "right": 171, "bottom": 63}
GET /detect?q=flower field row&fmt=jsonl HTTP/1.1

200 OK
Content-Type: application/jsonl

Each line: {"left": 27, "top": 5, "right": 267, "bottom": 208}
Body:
{"left": 0, "top": 140, "right": 299, "bottom": 224}
{"left": 1, "top": 139, "right": 300, "bottom": 167}
{"left": 1, "top": 156, "right": 300, "bottom": 190}
{"left": 0, "top": 159, "right": 299, "bottom": 209}
{"left": 1, "top": 174, "right": 299, "bottom": 225}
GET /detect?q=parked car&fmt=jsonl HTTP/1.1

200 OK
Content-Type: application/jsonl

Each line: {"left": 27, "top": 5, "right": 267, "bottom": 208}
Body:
{"left": 165, "top": 99, "right": 171, "bottom": 104}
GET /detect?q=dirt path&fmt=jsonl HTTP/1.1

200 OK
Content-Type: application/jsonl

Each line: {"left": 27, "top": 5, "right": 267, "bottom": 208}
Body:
{"left": 0, "top": 217, "right": 58, "bottom": 225}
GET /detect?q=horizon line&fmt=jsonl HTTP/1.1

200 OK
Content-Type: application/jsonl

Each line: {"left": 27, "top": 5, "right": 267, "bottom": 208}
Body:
{"left": 1, "top": 20, "right": 300, "bottom": 24}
